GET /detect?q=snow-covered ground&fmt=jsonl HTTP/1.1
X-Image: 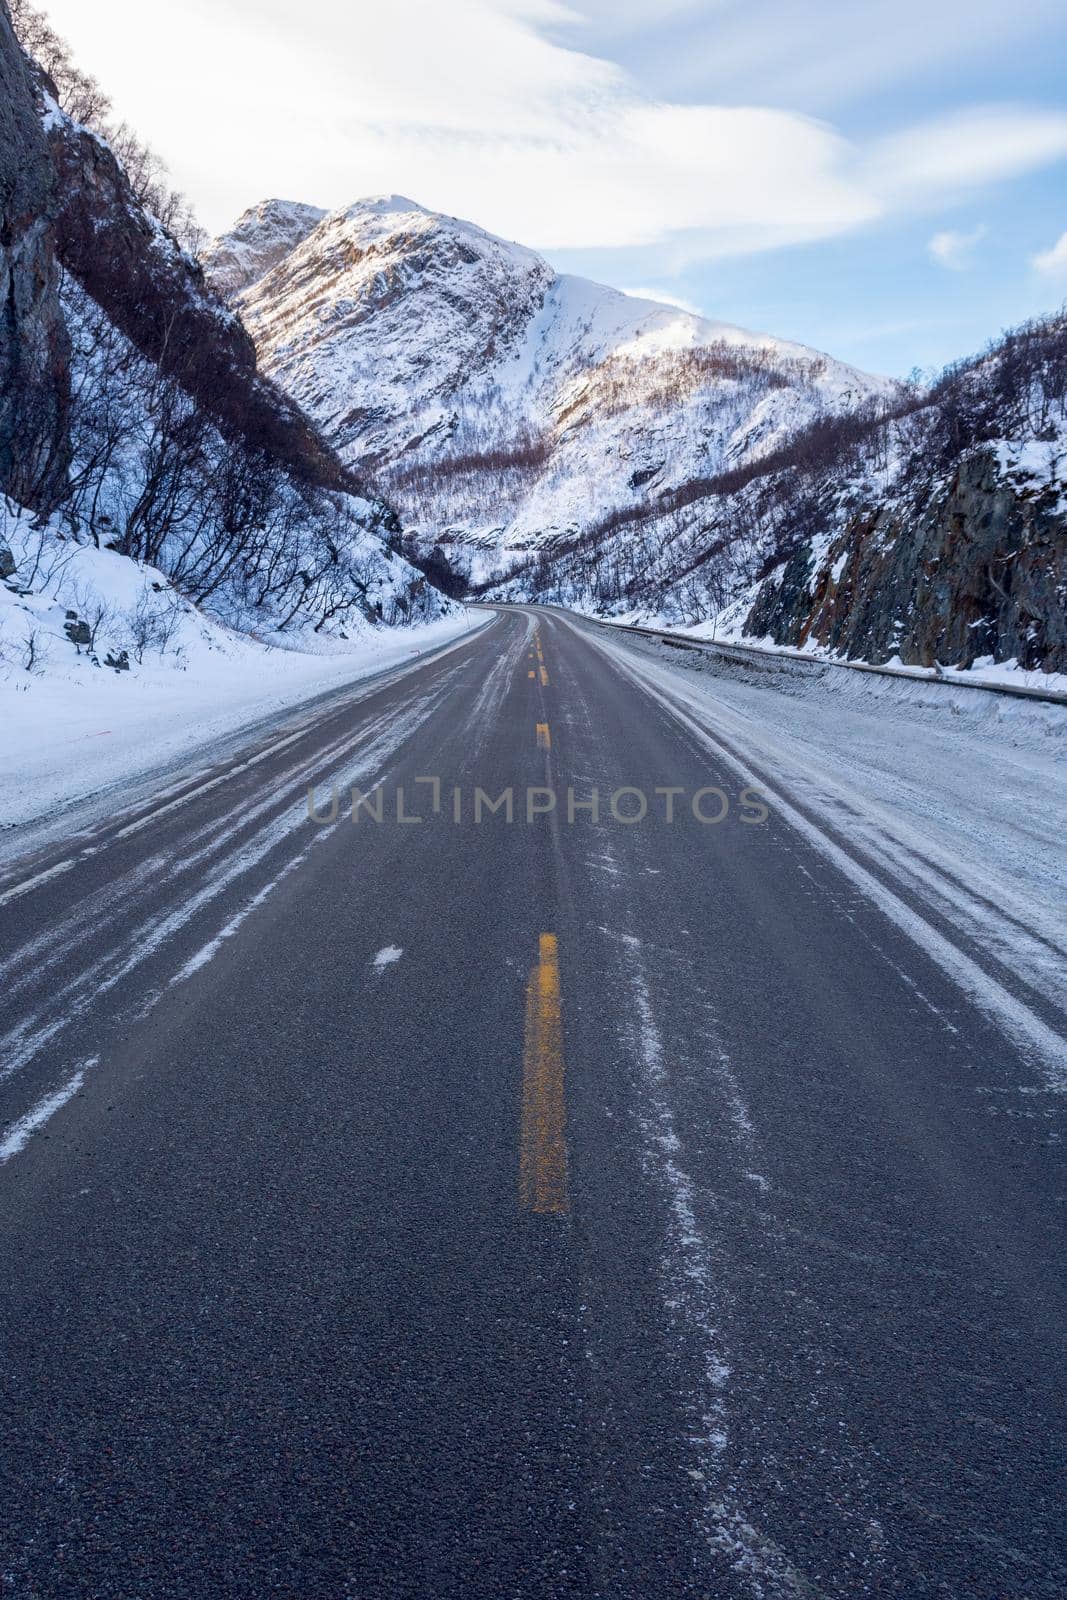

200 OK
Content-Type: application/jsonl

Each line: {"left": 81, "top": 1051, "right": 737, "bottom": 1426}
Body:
{"left": 1, "top": 512, "right": 487, "bottom": 856}
{"left": 587, "top": 623, "right": 1067, "bottom": 1081}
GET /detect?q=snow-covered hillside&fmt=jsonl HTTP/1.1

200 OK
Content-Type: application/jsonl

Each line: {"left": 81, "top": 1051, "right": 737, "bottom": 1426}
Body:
{"left": 204, "top": 196, "right": 897, "bottom": 577}
{"left": 0, "top": 497, "right": 484, "bottom": 849}
{"left": 499, "top": 312, "right": 1067, "bottom": 679}
{"left": 9, "top": 64, "right": 457, "bottom": 654}
{"left": 0, "top": 13, "right": 466, "bottom": 802}
{"left": 56, "top": 271, "right": 446, "bottom": 640}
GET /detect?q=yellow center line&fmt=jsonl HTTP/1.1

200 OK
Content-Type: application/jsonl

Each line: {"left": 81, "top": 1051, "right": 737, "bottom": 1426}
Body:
{"left": 536, "top": 722, "right": 551, "bottom": 749}
{"left": 539, "top": 666, "right": 550, "bottom": 686}
{"left": 528, "top": 669, "right": 536, "bottom": 678}
{"left": 520, "top": 934, "right": 569, "bottom": 1214}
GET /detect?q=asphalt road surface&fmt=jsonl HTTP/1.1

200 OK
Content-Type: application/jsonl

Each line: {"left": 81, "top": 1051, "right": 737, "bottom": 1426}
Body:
{"left": 1, "top": 606, "right": 1064, "bottom": 1599}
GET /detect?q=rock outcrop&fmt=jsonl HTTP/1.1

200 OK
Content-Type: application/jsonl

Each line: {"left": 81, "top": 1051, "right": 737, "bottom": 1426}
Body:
{"left": 745, "top": 446, "right": 1066, "bottom": 672}
{"left": 0, "top": 0, "right": 69, "bottom": 511}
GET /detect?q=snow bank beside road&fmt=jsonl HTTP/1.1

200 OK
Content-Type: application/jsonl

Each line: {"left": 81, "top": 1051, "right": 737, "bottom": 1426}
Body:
{"left": 1, "top": 524, "right": 487, "bottom": 853}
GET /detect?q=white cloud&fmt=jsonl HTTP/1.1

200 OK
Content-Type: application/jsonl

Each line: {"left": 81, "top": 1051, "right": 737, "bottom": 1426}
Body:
{"left": 928, "top": 225, "right": 987, "bottom": 271}
{"left": 35, "top": 0, "right": 1067, "bottom": 265}
{"left": 867, "top": 107, "right": 1067, "bottom": 203}
{"left": 586, "top": 0, "right": 1067, "bottom": 114}
{"left": 1032, "top": 230, "right": 1067, "bottom": 279}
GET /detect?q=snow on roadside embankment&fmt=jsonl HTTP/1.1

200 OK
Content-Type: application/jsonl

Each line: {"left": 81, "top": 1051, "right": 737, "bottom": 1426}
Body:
{"left": 607, "top": 602, "right": 1067, "bottom": 699}
{"left": 0, "top": 506, "right": 487, "bottom": 850}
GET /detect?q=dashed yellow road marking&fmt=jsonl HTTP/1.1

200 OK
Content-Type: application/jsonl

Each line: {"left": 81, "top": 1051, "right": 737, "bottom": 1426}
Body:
{"left": 539, "top": 666, "right": 550, "bottom": 686}
{"left": 528, "top": 669, "right": 536, "bottom": 678}
{"left": 520, "top": 934, "right": 569, "bottom": 1215}
{"left": 536, "top": 722, "right": 551, "bottom": 750}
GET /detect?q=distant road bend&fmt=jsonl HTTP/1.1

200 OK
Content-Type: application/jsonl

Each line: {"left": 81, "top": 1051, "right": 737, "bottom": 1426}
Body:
{"left": 1, "top": 605, "right": 1064, "bottom": 1599}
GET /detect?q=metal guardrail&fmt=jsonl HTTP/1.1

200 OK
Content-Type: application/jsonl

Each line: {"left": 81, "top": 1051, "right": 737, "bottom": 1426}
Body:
{"left": 580, "top": 615, "right": 1067, "bottom": 708}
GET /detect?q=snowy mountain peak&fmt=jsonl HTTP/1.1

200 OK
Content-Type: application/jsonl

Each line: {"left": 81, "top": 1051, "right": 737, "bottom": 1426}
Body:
{"left": 219, "top": 196, "right": 555, "bottom": 467}
{"left": 201, "top": 197, "right": 327, "bottom": 300}
{"left": 345, "top": 193, "right": 429, "bottom": 217}
{"left": 318, "top": 194, "right": 551, "bottom": 281}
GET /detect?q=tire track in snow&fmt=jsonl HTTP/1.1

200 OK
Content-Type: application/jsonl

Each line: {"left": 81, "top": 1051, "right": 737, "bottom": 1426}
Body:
{"left": 595, "top": 860, "right": 815, "bottom": 1598}
{"left": 0, "top": 692, "right": 445, "bottom": 1106}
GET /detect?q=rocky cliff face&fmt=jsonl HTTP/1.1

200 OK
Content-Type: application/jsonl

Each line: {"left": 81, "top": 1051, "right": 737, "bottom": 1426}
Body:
{"left": 745, "top": 444, "right": 1066, "bottom": 672}
{"left": 0, "top": 0, "right": 69, "bottom": 511}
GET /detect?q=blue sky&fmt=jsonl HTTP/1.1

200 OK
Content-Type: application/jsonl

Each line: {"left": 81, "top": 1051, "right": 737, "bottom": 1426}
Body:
{"left": 546, "top": 0, "right": 1067, "bottom": 373}
{"left": 555, "top": 165, "right": 1066, "bottom": 377}
{"left": 43, "top": 0, "right": 1067, "bottom": 376}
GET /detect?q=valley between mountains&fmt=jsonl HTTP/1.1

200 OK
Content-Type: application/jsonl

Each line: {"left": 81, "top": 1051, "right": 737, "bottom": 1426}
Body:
{"left": 206, "top": 194, "right": 1066, "bottom": 681}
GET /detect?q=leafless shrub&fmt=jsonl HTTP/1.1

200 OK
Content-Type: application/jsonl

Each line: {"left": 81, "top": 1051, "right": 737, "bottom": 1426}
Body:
{"left": 16, "top": 518, "right": 76, "bottom": 592}
{"left": 20, "top": 625, "right": 48, "bottom": 674}
{"left": 67, "top": 581, "right": 115, "bottom": 654}
{"left": 122, "top": 588, "right": 185, "bottom": 664}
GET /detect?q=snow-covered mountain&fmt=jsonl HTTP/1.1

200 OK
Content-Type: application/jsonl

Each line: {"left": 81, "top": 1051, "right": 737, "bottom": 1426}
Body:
{"left": 204, "top": 196, "right": 898, "bottom": 576}
{"left": 199, "top": 198, "right": 327, "bottom": 302}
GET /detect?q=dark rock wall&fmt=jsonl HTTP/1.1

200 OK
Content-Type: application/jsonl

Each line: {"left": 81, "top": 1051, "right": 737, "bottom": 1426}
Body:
{"left": 0, "top": 0, "right": 70, "bottom": 510}
{"left": 745, "top": 449, "right": 1066, "bottom": 672}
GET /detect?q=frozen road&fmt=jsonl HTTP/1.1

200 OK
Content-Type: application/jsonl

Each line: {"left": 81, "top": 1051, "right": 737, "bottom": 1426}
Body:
{"left": 1, "top": 606, "right": 1064, "bottom": 1598}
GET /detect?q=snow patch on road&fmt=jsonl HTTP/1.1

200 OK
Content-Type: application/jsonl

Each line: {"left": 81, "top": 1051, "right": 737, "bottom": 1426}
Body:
{"left": 0, "top": 1060, "right": 94, "bottom": 1163}
{"left": 372, "top": 945, "right": 403, "bottom": 972}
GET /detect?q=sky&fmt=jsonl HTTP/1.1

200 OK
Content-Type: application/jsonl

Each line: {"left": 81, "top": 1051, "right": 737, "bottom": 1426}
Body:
{"left": 39, "top": 0, "right": 1067, "bottom": 376}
